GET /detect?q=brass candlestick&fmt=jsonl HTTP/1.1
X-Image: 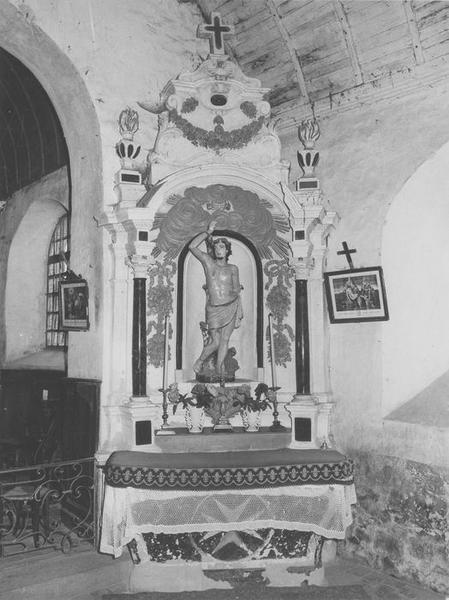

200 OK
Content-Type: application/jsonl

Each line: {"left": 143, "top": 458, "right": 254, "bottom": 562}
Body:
{"left": 156, "top": 387, "right": 175, "bottom": 436}
{"left": 269, "top": 386, "right": 287, "bottom": 432}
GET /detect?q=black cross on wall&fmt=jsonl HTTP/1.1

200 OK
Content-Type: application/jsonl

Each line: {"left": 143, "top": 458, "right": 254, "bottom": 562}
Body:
{"left": 337, "top": 241, "right": 357, "bottom": 270}
{"left": 198, "top": 12, "right": 234, "bottom": 55}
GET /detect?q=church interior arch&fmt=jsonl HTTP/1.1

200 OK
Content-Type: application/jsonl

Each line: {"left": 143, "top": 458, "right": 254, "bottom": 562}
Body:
{"left": 5, "top": 188, "right": 68, "bottom": 366}
{"left": 382, "top": 139, "right": 449, "bottom": 419}
{"left": 0, "top": 8, "right": 103, "bottom": 463}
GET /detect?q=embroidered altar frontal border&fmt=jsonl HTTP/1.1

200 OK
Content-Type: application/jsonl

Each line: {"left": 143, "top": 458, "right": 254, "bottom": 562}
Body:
{"left": 104, "top": 449, "right": 354, "bottom": 491}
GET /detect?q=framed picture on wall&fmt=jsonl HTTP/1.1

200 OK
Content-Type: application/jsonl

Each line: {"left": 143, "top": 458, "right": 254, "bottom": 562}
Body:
{"left": 60, "top": 276, "right": 89, "bottom": 330}
{"left": 324, "top": 266, "right": 389, "bottom": 323}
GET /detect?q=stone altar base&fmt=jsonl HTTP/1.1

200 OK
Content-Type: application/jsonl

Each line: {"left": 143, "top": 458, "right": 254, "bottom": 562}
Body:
{"left": 130, "top": 559, "right": 326, "bottom": 593}
{"left": 127, "top": 532, "right": 337, "bottom": 593}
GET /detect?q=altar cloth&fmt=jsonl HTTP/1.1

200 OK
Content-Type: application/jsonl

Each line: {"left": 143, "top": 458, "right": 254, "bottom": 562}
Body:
{"left": 104, "top": 448, "right": 354, "bottom": 491}
{"left": 99, "top": 449, "right": 356, "bottom": 558}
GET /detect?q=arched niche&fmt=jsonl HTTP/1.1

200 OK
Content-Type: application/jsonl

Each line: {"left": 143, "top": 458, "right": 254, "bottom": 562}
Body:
{"left": 6, "top": 190, "right": 68, "bottom": 362}
{"left": 176, "top": 232, "right": 263, "bottom": 383}
{"left": 0, "top": 2, "right": 103, "bottom": 378}
{"left": 147, "top": 179, "right": 291, "bottom": 387}
{"left": 382, "top": 139, "right": 449, "bottom": 415}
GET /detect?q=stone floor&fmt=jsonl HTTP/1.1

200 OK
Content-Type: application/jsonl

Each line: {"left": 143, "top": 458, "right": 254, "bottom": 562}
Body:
{"left": 0, "top": 544, "right": 445, "bottom": 600}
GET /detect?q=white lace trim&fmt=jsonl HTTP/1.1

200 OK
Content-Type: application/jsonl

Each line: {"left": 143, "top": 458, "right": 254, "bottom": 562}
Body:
{"left": 99, "top": 483, "right": 356, "bottom": 558}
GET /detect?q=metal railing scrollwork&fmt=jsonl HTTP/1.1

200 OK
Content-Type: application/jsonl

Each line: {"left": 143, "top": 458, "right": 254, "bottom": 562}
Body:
{"left": 0, "top": 458, "right": 95, "bottom": 557}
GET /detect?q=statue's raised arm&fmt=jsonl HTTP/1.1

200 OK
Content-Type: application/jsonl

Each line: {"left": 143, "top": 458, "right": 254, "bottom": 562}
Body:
{"left": 188, "top": 220, "right": 217, "bottom": 265}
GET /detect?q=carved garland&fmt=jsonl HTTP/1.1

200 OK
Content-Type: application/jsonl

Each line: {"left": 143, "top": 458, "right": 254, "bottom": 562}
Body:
{"left": 147, "top": 261, "right": 176, "bottom": 368}
{"left": 264, "top": 260, "right": 295, "bottom": 367}
{"left": 168, "top": 110, "right": 265, "bottom": 152}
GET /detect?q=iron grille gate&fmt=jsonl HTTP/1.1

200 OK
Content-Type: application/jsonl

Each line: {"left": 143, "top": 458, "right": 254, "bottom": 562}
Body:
{"left": 0, "top": 458, "right": 96, "bottom": 557}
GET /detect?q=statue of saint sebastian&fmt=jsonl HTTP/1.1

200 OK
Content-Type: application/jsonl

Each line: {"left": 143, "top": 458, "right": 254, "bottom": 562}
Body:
{"left": 189, "top": 220, "right": 243, "bottom": 379}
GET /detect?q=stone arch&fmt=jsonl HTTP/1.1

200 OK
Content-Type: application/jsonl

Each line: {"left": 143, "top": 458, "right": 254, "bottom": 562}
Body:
{"left": 6, "top": 186, "right": 68, "bottom": 362}
{"left": 382, "top": 139, "right": 449, "bottom": 415}
{"left": 0, "top": 2, "right": 103, "bottom": 377}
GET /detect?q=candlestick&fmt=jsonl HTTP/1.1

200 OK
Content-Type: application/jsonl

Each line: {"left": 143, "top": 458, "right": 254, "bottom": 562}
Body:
{"left": 268, "top": 313, "right": 277, "bottom": 389}
{"left": 162, "top": 315, "right": 169, "bottom": 391}
{"left": 156, "top": 315, "right": 175, "bottom": 435}
{"left": 268, "top": 313, "right": 286, "bottom": 431}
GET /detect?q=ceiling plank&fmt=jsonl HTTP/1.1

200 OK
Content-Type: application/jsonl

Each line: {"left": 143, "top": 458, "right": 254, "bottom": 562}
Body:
{"left": 332, "top": 0, "right": 363, "bottom": 85}
{"left": 265, "top": 0, "right": 311, "bottom": 104}
{"left": 402, "top": 0, "right": 425, "bottom": 64}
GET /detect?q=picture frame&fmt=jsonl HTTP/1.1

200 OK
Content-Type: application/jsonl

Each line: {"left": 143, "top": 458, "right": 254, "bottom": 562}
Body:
{"left": 59, "top": 275, "right": 89, "bottom": 331}
{"left": 324, "top": 266, "right": 389, "bottom": 323}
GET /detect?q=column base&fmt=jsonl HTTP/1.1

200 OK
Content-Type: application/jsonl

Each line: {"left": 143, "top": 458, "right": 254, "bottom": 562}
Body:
{"left": 285, "top": 394, "right": 334, "bottom": 449}
{"left": 120, "top": 398, "right": 162, "bottom": 450}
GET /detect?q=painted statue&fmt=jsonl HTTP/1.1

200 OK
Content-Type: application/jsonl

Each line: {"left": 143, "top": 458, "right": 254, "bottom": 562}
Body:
{"left": 189, "top": 220, "right": 243, "bottom": 381}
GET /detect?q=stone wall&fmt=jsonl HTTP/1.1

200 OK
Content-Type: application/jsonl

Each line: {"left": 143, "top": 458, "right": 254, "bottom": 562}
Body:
{"left": 340, "top": 451, "right": 449, "bottom": 594}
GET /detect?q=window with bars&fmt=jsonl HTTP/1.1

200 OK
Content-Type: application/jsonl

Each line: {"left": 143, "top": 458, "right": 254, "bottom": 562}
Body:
{"left": 46, "top": 214, "right": 70, "bottom": 348}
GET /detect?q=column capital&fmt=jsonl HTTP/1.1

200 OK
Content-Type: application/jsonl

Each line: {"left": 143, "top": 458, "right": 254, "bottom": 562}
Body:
{"left": 126, "top": 253, "right": 154, "bottom": 278}
{"left": 292, "top": 256, "right": 315, "bottom": 279}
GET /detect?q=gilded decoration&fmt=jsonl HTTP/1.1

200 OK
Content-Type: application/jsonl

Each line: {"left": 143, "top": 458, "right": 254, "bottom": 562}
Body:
{"left": 147, "top": 261, "right": 176, "bottom": 368}
{"left": 264, "top": 260, "right": 295, "bottom": 367}
{"left": 152, "top": 184, "right": 290, "bottom": 260}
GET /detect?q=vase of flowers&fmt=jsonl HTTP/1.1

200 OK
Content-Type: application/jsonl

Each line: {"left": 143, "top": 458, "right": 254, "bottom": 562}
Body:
{"left": 234, "top": 383, "right": 273, "bottom": 432}
{"left": 185, "top": 404, "right": 205, "bottom": 433}
{"left": 167, "top": 383, "right": 213, "bottom": 434}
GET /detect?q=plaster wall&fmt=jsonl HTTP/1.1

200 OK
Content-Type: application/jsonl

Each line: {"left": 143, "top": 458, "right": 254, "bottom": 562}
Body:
{"left": 1, "top": 169, "right": 68, "bottom": 363}
{"left": 382, "top": 140, "right": 449, "bottom": 415}
{"left": 280, "top": 71, "right": 449, "bottom": 595}
{"left": 281, "top": 81, "right": 449, "bottom": 465}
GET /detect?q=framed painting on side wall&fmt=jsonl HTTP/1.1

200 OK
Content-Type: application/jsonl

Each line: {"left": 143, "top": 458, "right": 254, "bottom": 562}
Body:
{"left": 324, "top": 266, "right": 389, "bottom": 323}
{"left": 60, "top": 277, "right": 89, "bottom": 330}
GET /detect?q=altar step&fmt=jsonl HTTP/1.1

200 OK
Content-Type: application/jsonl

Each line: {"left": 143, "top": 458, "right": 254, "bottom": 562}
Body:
{"left": 0, "top": 545, "right": 131, "bottom": 600}
{"left": 154, "top": 426, "right": 291, "bottom": 452}
{"left": 129, "top": 560, "right": 325, "bottom": 593}
{"left": 0, "top": 548, "right": 444, "bottom": 600}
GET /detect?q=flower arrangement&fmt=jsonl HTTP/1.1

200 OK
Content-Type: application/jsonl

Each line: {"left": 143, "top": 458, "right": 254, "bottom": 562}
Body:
{"left": 167, "top": 382, "right": 214, "bottom": 415}
{"left": 233, "top": 383, "right": 273, "bottom": 413}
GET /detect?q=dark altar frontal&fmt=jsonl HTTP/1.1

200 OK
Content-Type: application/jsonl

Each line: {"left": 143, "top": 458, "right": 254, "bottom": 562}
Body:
{"left": 100, "top": 444, "right": 355, "bottom": 591}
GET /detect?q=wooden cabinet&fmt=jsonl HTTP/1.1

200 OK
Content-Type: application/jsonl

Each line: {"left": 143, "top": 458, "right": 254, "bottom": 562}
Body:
{"left": 0, "top": 369, "right": 65, "bottom": 466}
{"left": 61, "top": 379, "right": 100, "bottom": 460}
{"left": 0, "top": 371, "right": 100, "bottom": 464}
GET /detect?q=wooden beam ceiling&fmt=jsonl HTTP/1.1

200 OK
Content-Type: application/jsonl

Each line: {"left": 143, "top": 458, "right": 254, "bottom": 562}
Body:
{"left": 193, "top": 0, "right": 449, "bottom": 128}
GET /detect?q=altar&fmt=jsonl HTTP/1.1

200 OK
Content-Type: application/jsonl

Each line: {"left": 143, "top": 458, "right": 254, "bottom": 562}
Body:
{"left": 99, "top": 436, "right": 355, "bottom": 590}
{"left": 98, "top": 11, "right": 352, "bottom": 593}
{"left": 100, "top": 445, "right": 355, "bottom": 562}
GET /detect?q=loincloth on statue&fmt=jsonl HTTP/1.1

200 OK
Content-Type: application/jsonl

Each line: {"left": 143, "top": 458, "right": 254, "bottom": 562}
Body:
{"left": 206, "top": 295, "right": 243, "bottom": 330}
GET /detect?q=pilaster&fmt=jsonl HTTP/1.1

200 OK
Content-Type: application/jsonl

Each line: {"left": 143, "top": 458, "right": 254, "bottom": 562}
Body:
{"left": 285, "top": 119, "right": 339, "bottom": 449}
{"left": 127, "top": 253, "right": 154, "bottom": 398}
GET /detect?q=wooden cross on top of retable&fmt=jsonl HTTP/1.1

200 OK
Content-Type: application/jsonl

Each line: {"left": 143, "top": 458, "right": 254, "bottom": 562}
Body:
{"left": 198, "top": 12, "right": 234, "bottom": 55}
